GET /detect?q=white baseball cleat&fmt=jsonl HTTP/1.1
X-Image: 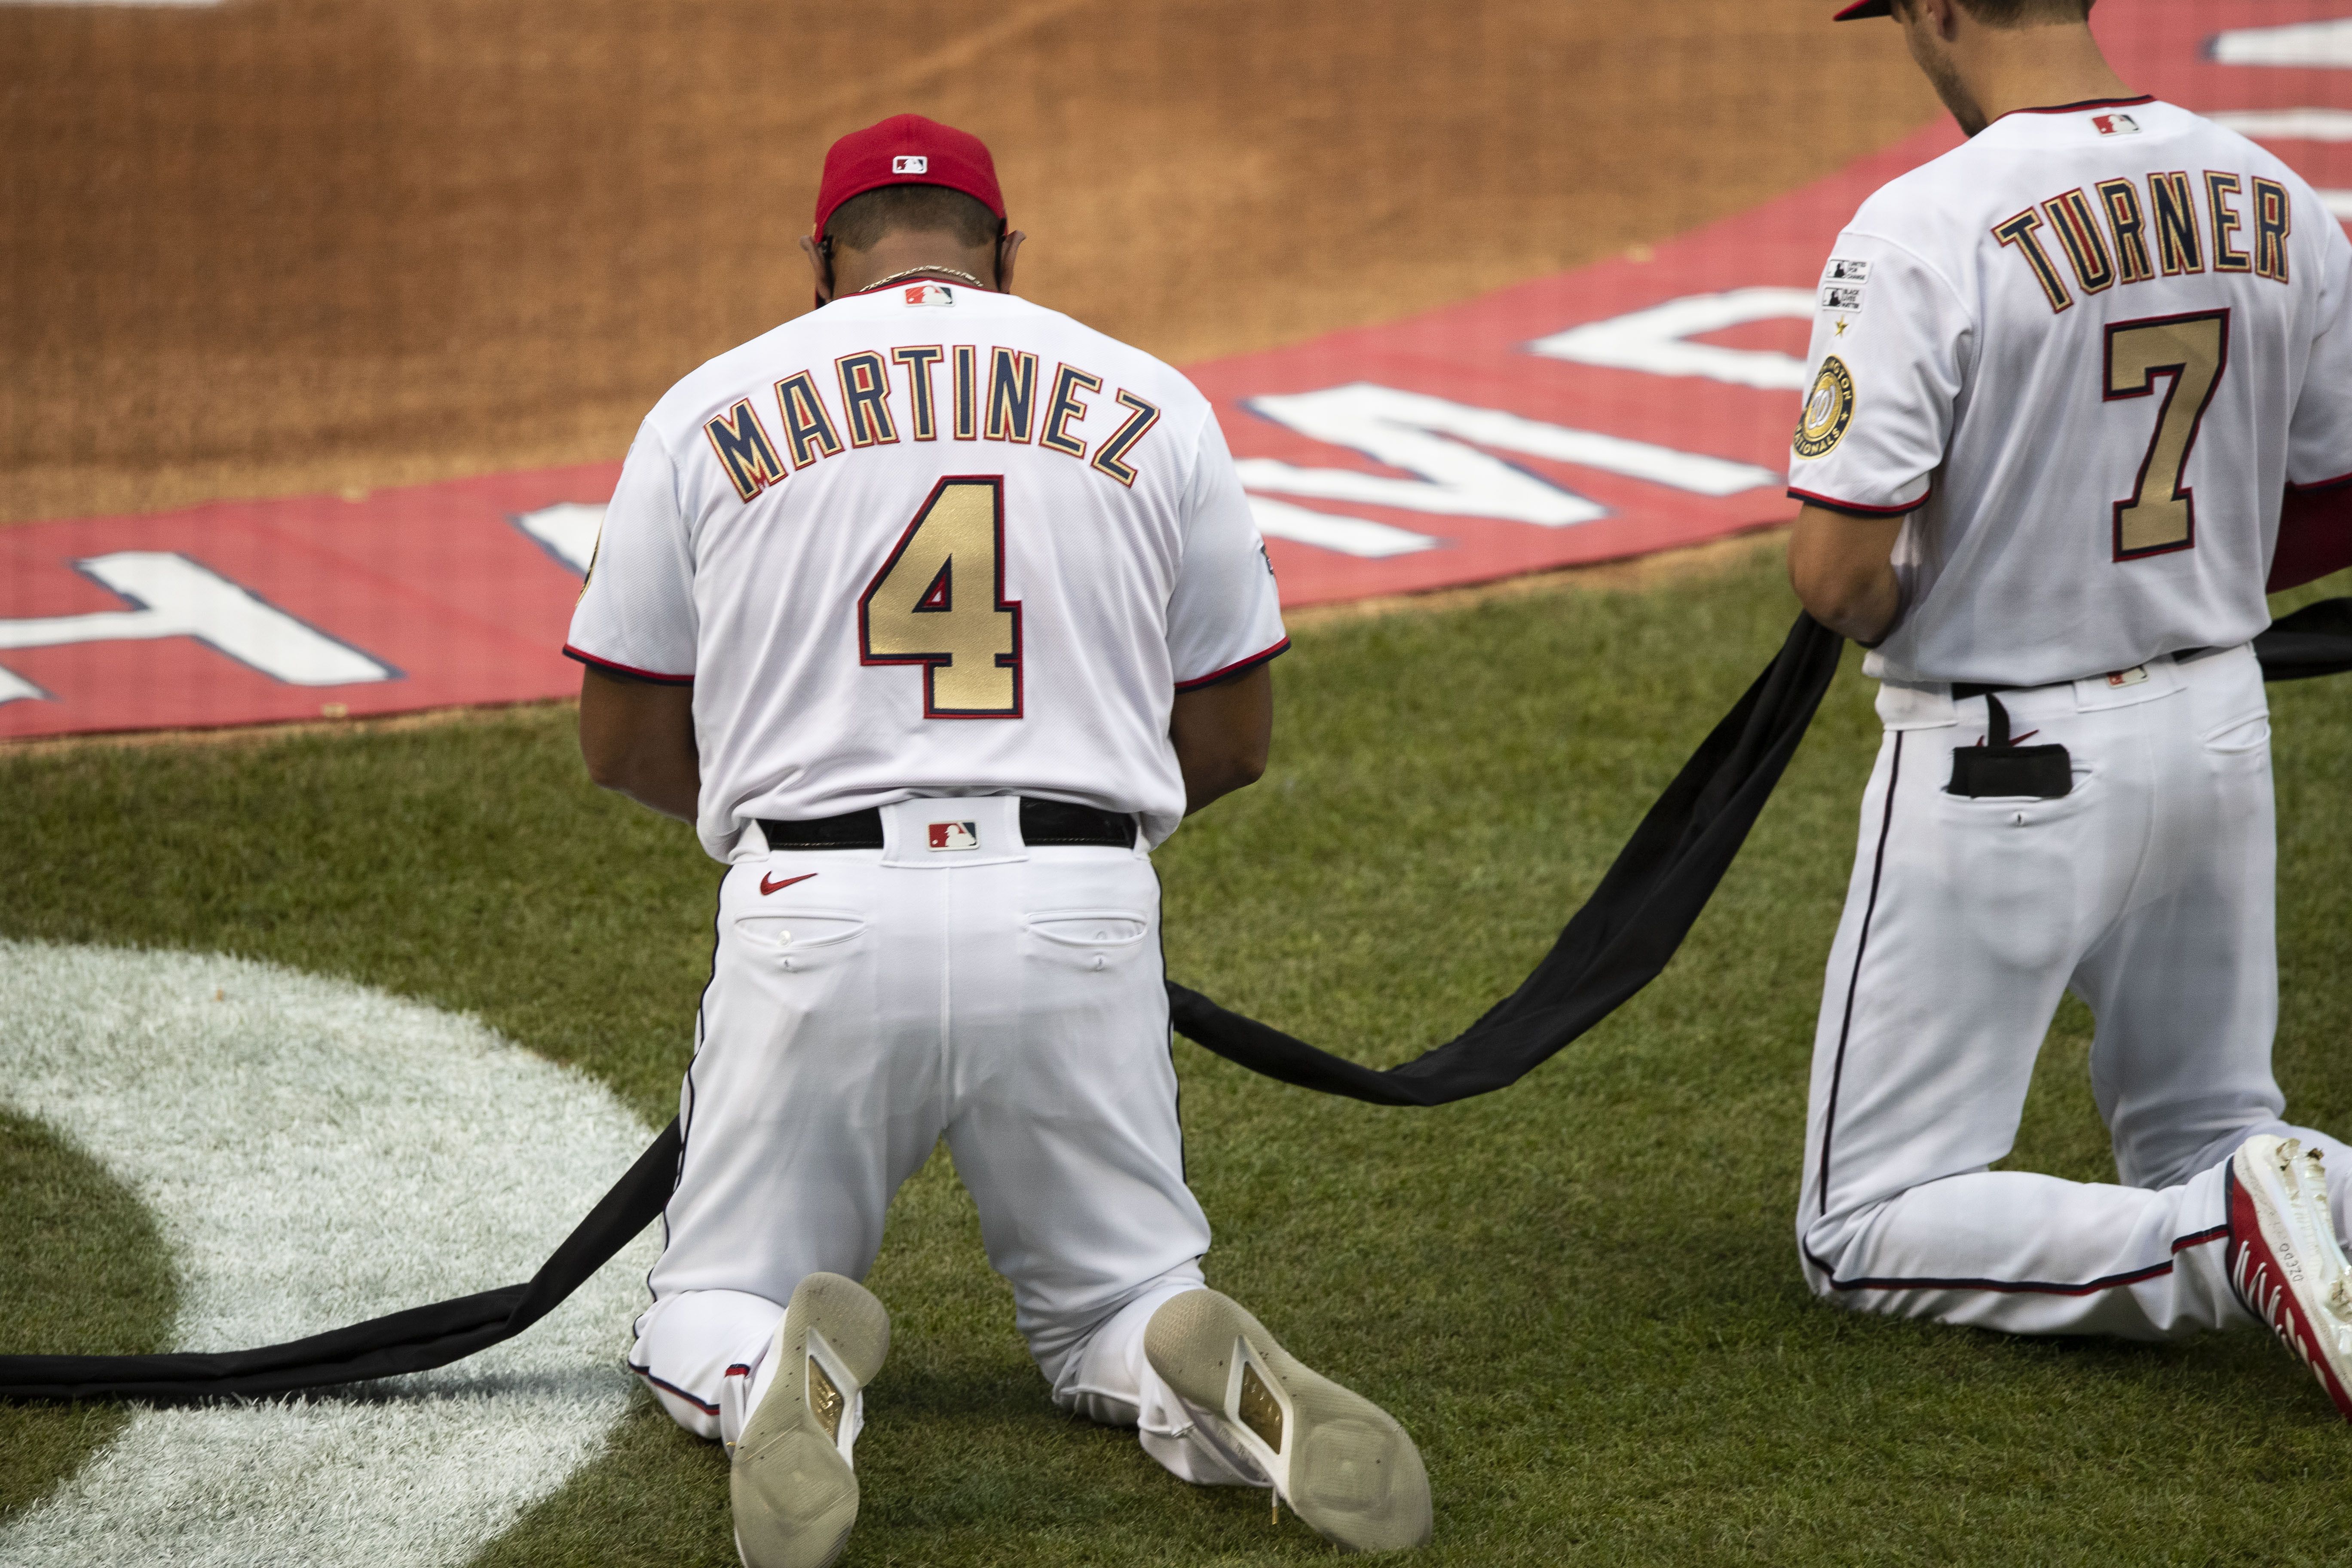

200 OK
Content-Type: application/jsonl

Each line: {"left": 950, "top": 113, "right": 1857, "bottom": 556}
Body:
{"left": 730, "top": 1272, "right": 893, "bottom": 1568}
{"left": 1145, "top": 1289, "right": 1433, "bottom": 1553}
{"left": 2229, "top": 1134, "right": 2352, "bottom": 1421}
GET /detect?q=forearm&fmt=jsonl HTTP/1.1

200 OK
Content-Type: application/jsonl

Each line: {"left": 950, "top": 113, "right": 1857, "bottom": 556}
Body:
{"left": 1799, "top": 561, "right": 1902, "bottom": 644}
{"left": 1787, "top": 503, "right": 1908, "bottom": 645}
{"left": 577, "top": 667, "right": 701, "bottom": 823}
{"left": 1179, "top": 751, "right": 1262, "bottom": 815}
{"left": 1171, "top": 664, "right": 1274, "bottom": 815}
{"left": 598, "top": 748, "right": 701, "bottom": 823}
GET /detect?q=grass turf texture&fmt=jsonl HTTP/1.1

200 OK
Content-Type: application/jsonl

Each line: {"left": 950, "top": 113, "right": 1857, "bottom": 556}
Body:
{"left": 3, "top": 550, "right": 2350, "bottom": 1563}
{"left": 0, "top": 1108, "right": 178, "bottom": 1517}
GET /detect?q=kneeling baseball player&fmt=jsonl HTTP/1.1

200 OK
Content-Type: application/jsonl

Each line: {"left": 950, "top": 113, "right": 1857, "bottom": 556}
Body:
{"left": 1789, "top": 0, "right": 2352, "bottom": 1409}
{"left": 566, "top": 114, "right": 1431, "bottom": 1564}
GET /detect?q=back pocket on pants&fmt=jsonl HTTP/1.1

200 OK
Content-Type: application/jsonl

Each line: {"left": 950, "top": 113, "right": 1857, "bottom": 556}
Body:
{"left": 1023, "top": 910, "right": 1152, "bottom": 974}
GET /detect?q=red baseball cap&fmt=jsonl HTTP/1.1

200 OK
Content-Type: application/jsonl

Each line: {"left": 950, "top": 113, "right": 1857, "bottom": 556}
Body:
{"left": 1834, "top": 0, "right": 1892, "bottom": 15}
{"left": 812, "top": 113, "right": 1007, "bottom": 243}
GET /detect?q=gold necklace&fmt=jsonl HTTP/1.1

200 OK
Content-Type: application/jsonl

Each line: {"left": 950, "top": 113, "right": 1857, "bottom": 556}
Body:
{"left": 863, "top": 265, "right": 985, "bottom": 291}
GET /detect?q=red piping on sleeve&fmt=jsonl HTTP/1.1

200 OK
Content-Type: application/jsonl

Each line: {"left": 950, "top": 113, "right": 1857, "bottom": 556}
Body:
{"left": 1175, "top": 636, "right": 1290, "bottom": 692}
{"left": 1787, "top": 486, "right": 1924, "bottom": 520}
{"left": 564, "top": 644, "right": 695, "bottom": 686}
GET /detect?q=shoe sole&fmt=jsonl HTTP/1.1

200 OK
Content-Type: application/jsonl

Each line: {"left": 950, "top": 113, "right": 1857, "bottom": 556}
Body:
{"left": 2230, "top": 1135, "right": 2352, "bottom": 1421}
{"left": 1145, "top": 1289, "right": 1432, "bottom": 1553}
{"left": 731, "top": 1272, "right": 892, "bottom": 1568}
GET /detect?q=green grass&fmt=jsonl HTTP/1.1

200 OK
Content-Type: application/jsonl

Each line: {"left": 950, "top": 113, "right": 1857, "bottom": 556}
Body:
{"left": 0, "top": 1107, "right": 178, "bottom": 1516}
{"left": 5, "top": 550, "right": 2352, "bottom": 1563}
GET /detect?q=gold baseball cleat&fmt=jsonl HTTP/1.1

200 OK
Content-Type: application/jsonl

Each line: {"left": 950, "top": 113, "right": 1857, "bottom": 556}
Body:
{"left": 1145, "top": 1289, "right": 1433, "bottom": 1553}
{"left": 731, "top": 1272, "right": 893, "bottom": 1568}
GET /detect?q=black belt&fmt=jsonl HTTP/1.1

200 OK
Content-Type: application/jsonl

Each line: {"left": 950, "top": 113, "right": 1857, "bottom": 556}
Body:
{"left": 1951, "top": 646, "right": 2216, "bottom": 703}
{"left": 759, "top": 797, "right": 1136, "bottom": 851}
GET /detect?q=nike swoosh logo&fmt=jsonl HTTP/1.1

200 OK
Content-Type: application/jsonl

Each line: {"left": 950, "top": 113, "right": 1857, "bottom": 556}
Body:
{"left": 760, "top": 872, "right": 817, "bottom": 896}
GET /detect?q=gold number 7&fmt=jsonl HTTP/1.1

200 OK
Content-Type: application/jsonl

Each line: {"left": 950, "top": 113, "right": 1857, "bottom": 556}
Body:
{"left": 858, "top": 476, "right": 1024, "bottom": 717}
{"left": 2104, "top": 310, "right": 2228, "bottom": 560}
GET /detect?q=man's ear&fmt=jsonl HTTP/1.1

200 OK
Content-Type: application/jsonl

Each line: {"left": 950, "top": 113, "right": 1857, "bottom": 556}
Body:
{"left": 799, "top": 234, "right": 834, "bottom": 305}
{"left": 996, "top": 230, "right": 1026, "bottom": 295}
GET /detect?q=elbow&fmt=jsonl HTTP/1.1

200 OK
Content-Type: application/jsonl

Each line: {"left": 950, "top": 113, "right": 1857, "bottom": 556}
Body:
{"left": 579, "top": 737, "right": 635, "bottom": 795}
{"left": 1788, "top": 558, "right": 1893, "bottom": 644}
{"left": 1199, "top": 747, "right": 1267, "bottom": 804}
{"left": 1787, "top": 555, "right": 1848, "bottom": 625}
{"left": 1792, "top": 575, "right": 1866, "bottom": 634}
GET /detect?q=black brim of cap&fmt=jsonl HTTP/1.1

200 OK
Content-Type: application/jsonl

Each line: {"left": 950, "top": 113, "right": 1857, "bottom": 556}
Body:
{"left": 1834, "top": 0, "right": 1893, "bottom": 16}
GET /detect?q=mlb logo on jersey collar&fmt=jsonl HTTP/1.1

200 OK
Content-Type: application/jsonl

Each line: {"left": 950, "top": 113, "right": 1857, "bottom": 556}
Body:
{"left": 928, "top": 821, "right": 980, "bottom": 851}
{"left": 904, "top": 283, "right": 955, "bottom": 307}
{"left": 2091, "top": 112, "right": 2140, "bottom": 136}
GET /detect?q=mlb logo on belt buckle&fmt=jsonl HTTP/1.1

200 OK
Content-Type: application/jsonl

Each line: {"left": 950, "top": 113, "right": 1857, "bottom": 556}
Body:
{"left": 892, "top": 154, "right": 928, "bottom": 173}
{"left": 2106, "top": 665, "right": 2150, "bottom": 688}
{"left": 927, "top": 821, "right": 980, "bottom": 851}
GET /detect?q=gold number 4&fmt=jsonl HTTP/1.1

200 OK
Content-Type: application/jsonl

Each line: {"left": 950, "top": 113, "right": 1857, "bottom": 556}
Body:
{"left": 859, "top": 477, "right": 1023, "bottom": 717}
{"left": 2104, "top": 311, "right": 2228, "bottom": 560}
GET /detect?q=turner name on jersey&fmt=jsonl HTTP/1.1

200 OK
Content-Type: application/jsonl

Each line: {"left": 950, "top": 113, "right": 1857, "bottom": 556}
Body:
{"left": 565, "top": 280, "right": 1288, "bottom": 861}
{"left": 1992, "top": 165, "right": 2295, "bottom": 313}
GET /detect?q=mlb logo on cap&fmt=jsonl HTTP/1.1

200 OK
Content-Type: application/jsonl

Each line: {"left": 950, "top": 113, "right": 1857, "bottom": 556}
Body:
{"left": 812, "top": 115, "right": 1006, "bottom": 245}
{"left": 928, "top": 821, "right": 980, "bottom": 851}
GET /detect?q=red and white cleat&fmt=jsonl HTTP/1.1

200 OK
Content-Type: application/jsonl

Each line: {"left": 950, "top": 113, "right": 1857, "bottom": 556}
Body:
{"left": 2229, "top": 1134, "right": 2352, "bottom": 1421}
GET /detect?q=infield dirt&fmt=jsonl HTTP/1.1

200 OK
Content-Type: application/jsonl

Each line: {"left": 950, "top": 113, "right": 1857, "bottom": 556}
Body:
{"left": 0, "top": 0, "right": 1936, "bottom": 527}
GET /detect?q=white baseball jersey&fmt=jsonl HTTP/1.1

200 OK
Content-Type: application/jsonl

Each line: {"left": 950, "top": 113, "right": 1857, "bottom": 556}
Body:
{"left": 565, "top": 279, "right": 1288, "bottom": 860}
{"left": 1788, "top": 97, "right": 2352, "bottom": 687}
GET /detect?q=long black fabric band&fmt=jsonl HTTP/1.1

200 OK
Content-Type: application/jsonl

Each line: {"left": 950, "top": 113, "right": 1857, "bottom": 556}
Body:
{"left": 0, "top": 1114, "right": 684, "bottom": 1402}
{"left": 6, "top": 605, "right": 2346, "bottom": 1403}
{"left": 1170, "top": 610, "right": 1847, "bottom": 1104}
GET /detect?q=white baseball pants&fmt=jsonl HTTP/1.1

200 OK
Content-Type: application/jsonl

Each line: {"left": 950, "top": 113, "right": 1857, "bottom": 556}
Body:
{"left": 1799, "top": 643, "right": 2350, "bottom": 1338}
{"left": 628, "top": 795, "right": 1259, "bottom": 1484}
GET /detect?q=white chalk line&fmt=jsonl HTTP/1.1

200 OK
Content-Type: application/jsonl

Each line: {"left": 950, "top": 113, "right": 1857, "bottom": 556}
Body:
{"left": 0, "top": 940, "right": 665, "bottom": 1568}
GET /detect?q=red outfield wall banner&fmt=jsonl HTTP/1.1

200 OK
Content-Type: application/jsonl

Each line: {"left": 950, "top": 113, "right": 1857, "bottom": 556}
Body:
{"left": 2, "top": 0, "right": 2344, "bottom": 740}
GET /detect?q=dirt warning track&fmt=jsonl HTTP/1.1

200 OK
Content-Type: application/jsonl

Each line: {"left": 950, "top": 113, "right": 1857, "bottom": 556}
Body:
{"left": 0, "top": 0, "right": 1936, "bottom": 526}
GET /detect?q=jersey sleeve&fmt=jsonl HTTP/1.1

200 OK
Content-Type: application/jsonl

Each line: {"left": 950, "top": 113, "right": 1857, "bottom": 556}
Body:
{"left": 1166, "top": 408, "right": 1289, "bottom": 690}
{"left": 1786, "top": 231, "right": 1975, "bottom": 517}
{"left": 563, "top": 422, "right": 698, "bottom": 684}
{"left": 2287, "top": 204, "right": 2352, "bottom": 492}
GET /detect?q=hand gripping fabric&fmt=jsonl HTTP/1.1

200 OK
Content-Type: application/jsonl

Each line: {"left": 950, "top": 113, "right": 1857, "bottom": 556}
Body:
{"left": 5, "top": 604, "right": 2347, "bottom": 1404}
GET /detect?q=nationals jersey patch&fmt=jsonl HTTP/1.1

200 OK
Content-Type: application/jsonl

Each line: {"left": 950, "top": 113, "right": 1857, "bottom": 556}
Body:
{"left": 1793, "top": 356, "right": 1856, "bottom": 459}
{"left": 1820, "top": 284, "right": 1865, "bottom": 312}
{"left": 928, "top": 821, "right": 980, "bottom": 851}
{"left": 1826, "top": 257, "right": 1872, "bottom": 284}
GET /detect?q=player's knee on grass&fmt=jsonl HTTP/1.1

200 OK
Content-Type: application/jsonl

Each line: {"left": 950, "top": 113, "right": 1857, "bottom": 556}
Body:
{"left": 1047, "top": 1279, "right": 1268, "bottom": 1487}
{"left": 631, "top": 1286, "right": 788, "bottom": 1445}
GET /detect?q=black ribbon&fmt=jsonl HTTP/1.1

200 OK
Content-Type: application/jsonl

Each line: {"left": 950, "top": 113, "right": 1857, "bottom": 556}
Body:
{"left": 6, "top": 605, "right": 2345, "bottom": 1403}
